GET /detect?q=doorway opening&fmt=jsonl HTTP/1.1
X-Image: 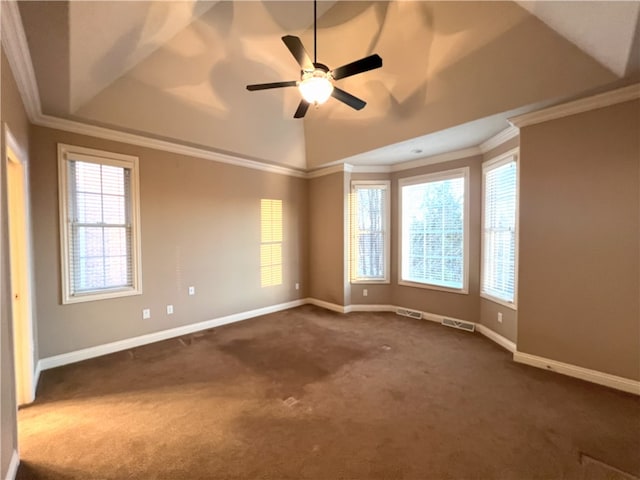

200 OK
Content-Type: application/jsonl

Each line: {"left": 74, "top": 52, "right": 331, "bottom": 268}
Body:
{"left": 5, "top": 125, "right": 36, "bottom": 406}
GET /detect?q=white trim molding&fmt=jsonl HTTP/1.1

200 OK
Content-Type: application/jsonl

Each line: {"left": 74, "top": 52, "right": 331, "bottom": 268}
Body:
{"left": 306, "top": 164, "right": 352, "bottom": 179}
{"left": 39, "top": 115, "right": 306, "bottom": 178}
{"left": 479, "top": 126, "right": 519, "bottom": 154}
{"left": 476, "top": 325, "right": 516, "bottom": 353}
{"left": 509, "top": 83, "right": 640, "bottom": 128}
{"left": 1, "top": 0, "right": 41, "bottom": 122}
{"left": 5, "top": 450, "right": 19, "bottom": 480}
{"left": 349, "top": 304, "right": 397, "bottom": 313}
{"left": 0, "top": 0, "right": 307, "bottom": 179}
{"left": 390, "top": 147, "right": 481, "bottom": 173}
{"left": 33, "top": 360, "right": 42, "bottom": 398}
{"left": 513, "top": 351, "right": 640, "bottom": 395}
{"left": 306, "top": 298, "right": 349, "bottom": 313}
{"left": 39, "top": 299, "right": 306, "bottom": 370}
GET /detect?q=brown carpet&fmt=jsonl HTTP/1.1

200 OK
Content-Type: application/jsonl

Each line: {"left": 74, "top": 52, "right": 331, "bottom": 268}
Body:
{"left": 17, "top": 306, "right": 640, "bottom": 479}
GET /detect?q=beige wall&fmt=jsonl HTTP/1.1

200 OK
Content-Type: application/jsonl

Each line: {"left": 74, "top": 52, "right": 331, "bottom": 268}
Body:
{"left": 478, "top": 135, "right": 520, "bottom": 343}
{"left": 308, "top": 172, "right": 346, "bottom": 305}
{"left": 1, "top": 48, "right": 31, "bottom": 478}
{"left": 30, "top": 126, "right": 308, "bottom": 358}
{"left": 518, "top": 100, "right": 640, "bottom": 380}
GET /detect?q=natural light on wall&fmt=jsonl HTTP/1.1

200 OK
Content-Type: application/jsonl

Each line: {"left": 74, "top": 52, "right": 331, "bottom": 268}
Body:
{"left": 260, "top": 199, "right": 283, "bottom": 287}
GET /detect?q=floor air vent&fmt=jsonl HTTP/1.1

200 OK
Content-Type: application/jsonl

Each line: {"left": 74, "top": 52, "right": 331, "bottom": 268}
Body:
{"left": 441, "top": 318, "right": 475, "bottom": 332}
{"left": 396, "top": 308, "right": 423, "bottom": 320}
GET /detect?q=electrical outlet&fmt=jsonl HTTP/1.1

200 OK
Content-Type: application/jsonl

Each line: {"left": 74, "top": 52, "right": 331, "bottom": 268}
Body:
{"left": 363, "top": 289, "right": 368, "bottom": 297}
{"left": 188, "top": 286, "right": 195, "bottom": 296}
{"left": 498, "top": 312, "right": 503, "bottom": 323}
{"left": 142, "top": 308, "right": 151, "bottom": 320}
{"left": 167, "top": 305, "right": 174, "bottom": 315}
{"left": 295, "top": 283, "right": 299, "bottom": 290}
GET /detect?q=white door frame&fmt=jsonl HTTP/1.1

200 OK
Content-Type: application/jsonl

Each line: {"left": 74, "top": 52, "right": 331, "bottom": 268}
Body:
{"left": 4, "top": 123, "right": 36, "bottom": 405}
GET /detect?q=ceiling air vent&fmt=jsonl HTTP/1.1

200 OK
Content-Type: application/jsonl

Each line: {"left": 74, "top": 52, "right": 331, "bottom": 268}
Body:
{"left": 441, "top": 318, "right": 475, "bottom": 332}
{"left": 396, "top": 308, "right": 423, "bottom": 320}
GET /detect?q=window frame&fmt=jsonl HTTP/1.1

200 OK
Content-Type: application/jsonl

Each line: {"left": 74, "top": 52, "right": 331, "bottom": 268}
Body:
{"left": 480, "top": 148, "right": 519, "bottom": 310}
{"left": 350, "top": 180, "right": 391, "bottom": 284}
{"left": 58, "top": 143, "right": 143, "bottom": 304}
{"left": 260, "top": 198, "right": 283, "bottom": 288}
{"left": 398, "top": 167, "right": 470, "bottom": 294}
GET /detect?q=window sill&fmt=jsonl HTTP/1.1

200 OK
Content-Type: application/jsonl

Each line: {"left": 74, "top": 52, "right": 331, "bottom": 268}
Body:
{"left": 480, "top": 293, "right": 517, "bottom": 310}
{"left": 62, "top": 287, "right": 142, "bottom": 305}
{"left": 351, "top": 279, "right": 390, "bottom": 285}
{"left": 398, "top": 280, "right": 468, "bottom": 295}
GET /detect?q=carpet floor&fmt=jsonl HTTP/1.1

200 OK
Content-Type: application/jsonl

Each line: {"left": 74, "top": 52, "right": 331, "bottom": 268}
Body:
{"left": 16, "top": 306, "right": 640, "bottom": 479}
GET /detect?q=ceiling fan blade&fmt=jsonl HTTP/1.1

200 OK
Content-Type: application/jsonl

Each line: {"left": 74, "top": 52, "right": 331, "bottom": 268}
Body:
{"left": 331, "top": 54, "right": 382, "bottom": 80}
{"left": 246, "top": 81, "right": 298, "bottom": 91}
{"left": 293, "top": 99, "right": 310, "bottom": 119}
{"left": 282, "top": 35, "right": 314, "bottom": 71}
{"left": 331, "top": 87, "right": 366, "bottom": 110}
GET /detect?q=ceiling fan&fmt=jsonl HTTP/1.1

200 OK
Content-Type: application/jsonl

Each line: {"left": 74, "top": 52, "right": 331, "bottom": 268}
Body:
{"left": 246, "top": 0, "right": 383, "bottom": 119}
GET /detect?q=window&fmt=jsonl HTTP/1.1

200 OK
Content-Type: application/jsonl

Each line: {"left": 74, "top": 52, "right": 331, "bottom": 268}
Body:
{"left": 260, "top": 199, "right": 283, "bottom": 287}
{"left": 58, "top": 144, "right": 142, "bottom": 304}
{"left": 482, "top": 151, "right": 518, "bottom": 306}
{"left": 350, "top": 181, "right": 390, "bottom": 283}
{"left": 399, "top": 168, "right": 469, "bottom": 292}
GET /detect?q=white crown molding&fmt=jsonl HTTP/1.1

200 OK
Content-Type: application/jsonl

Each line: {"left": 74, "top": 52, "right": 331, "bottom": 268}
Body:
{"left": 513, "top": 351, "right": 640, "bottom": 395}
{"left": 390, "top": 147, "right": 482, "bottom": 173}
{"left": 350, "top": 165, "right": 392, "bottom": 173}
{"left": 37, "top": 114, "right": 306, "bottom": 178}
{"left": 1, "top": 0, "right": 306, "bottom": 179}
{"left": 509, "top": 83, "right": 640, "bottom": 128}
{"left": 479, "top": 126, "right": 519, "bottom": 154}
{"left": 1, "top": 0, "right": 41, "bottom": 122}
{"left": 306, "top": 163, "right": 352, "bottom": 179}
{"left": 5, "top": 0, "right": 634, "bottom": 179}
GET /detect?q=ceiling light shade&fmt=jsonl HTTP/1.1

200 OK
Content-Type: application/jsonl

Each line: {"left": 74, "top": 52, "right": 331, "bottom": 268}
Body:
{"left": 299, "top": 70, "right": 333, "bottom": 105}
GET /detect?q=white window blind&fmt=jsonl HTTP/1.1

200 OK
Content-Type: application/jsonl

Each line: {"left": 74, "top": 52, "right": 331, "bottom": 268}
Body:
{"left": 59, "top": 144, "right": 141, "bottom": 303}
{"left": 482, "top": 157, "right": 517, "bottom": 304}
{"left": 260, "top": 199, "right": 283, "bottom": 287}
{"left": 68, "top": 160, "right": 133, "bottom": 293}
{"left": 400, "top": 169, "right": 468, "bottom": 291}
{"left": 350, "top": 182, "right": 389, "bottom": 282}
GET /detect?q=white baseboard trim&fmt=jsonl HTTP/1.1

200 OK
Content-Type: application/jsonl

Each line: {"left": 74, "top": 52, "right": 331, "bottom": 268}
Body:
{"left": 349, "top": 304, "right": 396, "bottom": 313}
{"left": 33, "top": 360, "right": 42, "bottom": 398}
{"left": 5, "top": 450, "right": 19, "bottom": 480}
{"left": 39, "top": 299, "right": 306, "bottom": 371}
{"left": 476, "top": 324, "right": 517, "bottom": 353}
{"left": 306, "top": 298, "right": 348, "bottom": 313}
{"left": 513, "top": 351, "right": 640, "bottom": 395}
{"left": 35, "top": 297, "right": 640, "bottom": 397}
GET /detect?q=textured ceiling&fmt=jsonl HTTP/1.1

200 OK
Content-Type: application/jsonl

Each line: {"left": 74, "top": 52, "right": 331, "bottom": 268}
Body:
{"left": 17, "top": 1, "right": 640, "bottom": 170}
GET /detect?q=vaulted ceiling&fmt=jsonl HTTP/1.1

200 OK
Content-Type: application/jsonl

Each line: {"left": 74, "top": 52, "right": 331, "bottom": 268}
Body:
{"left": 16, "top": 1, "right": 640, "bottom": 171}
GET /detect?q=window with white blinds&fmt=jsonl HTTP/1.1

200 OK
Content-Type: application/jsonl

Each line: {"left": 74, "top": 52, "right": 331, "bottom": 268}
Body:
{"left": 58, "top": 144, "right": 142, "bottom": 303}
{"left": 350, "top": 181, "right": 390, "bottom": 283}
{"left": 482, "top": 154, "right": 518, "bottom": 306}
{"left": 400, "top": 168, "right": 469, "bottom": 292}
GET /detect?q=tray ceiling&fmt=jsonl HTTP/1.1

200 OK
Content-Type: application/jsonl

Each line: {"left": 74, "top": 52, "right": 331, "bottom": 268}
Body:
{"left": 16, "top": 1, "right": 640, "bottom": 170}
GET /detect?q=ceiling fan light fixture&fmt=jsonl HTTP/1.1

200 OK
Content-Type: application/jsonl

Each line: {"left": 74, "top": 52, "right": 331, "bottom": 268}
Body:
{"left": 299, "top": 71, "right": 334, "bottom": 105}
